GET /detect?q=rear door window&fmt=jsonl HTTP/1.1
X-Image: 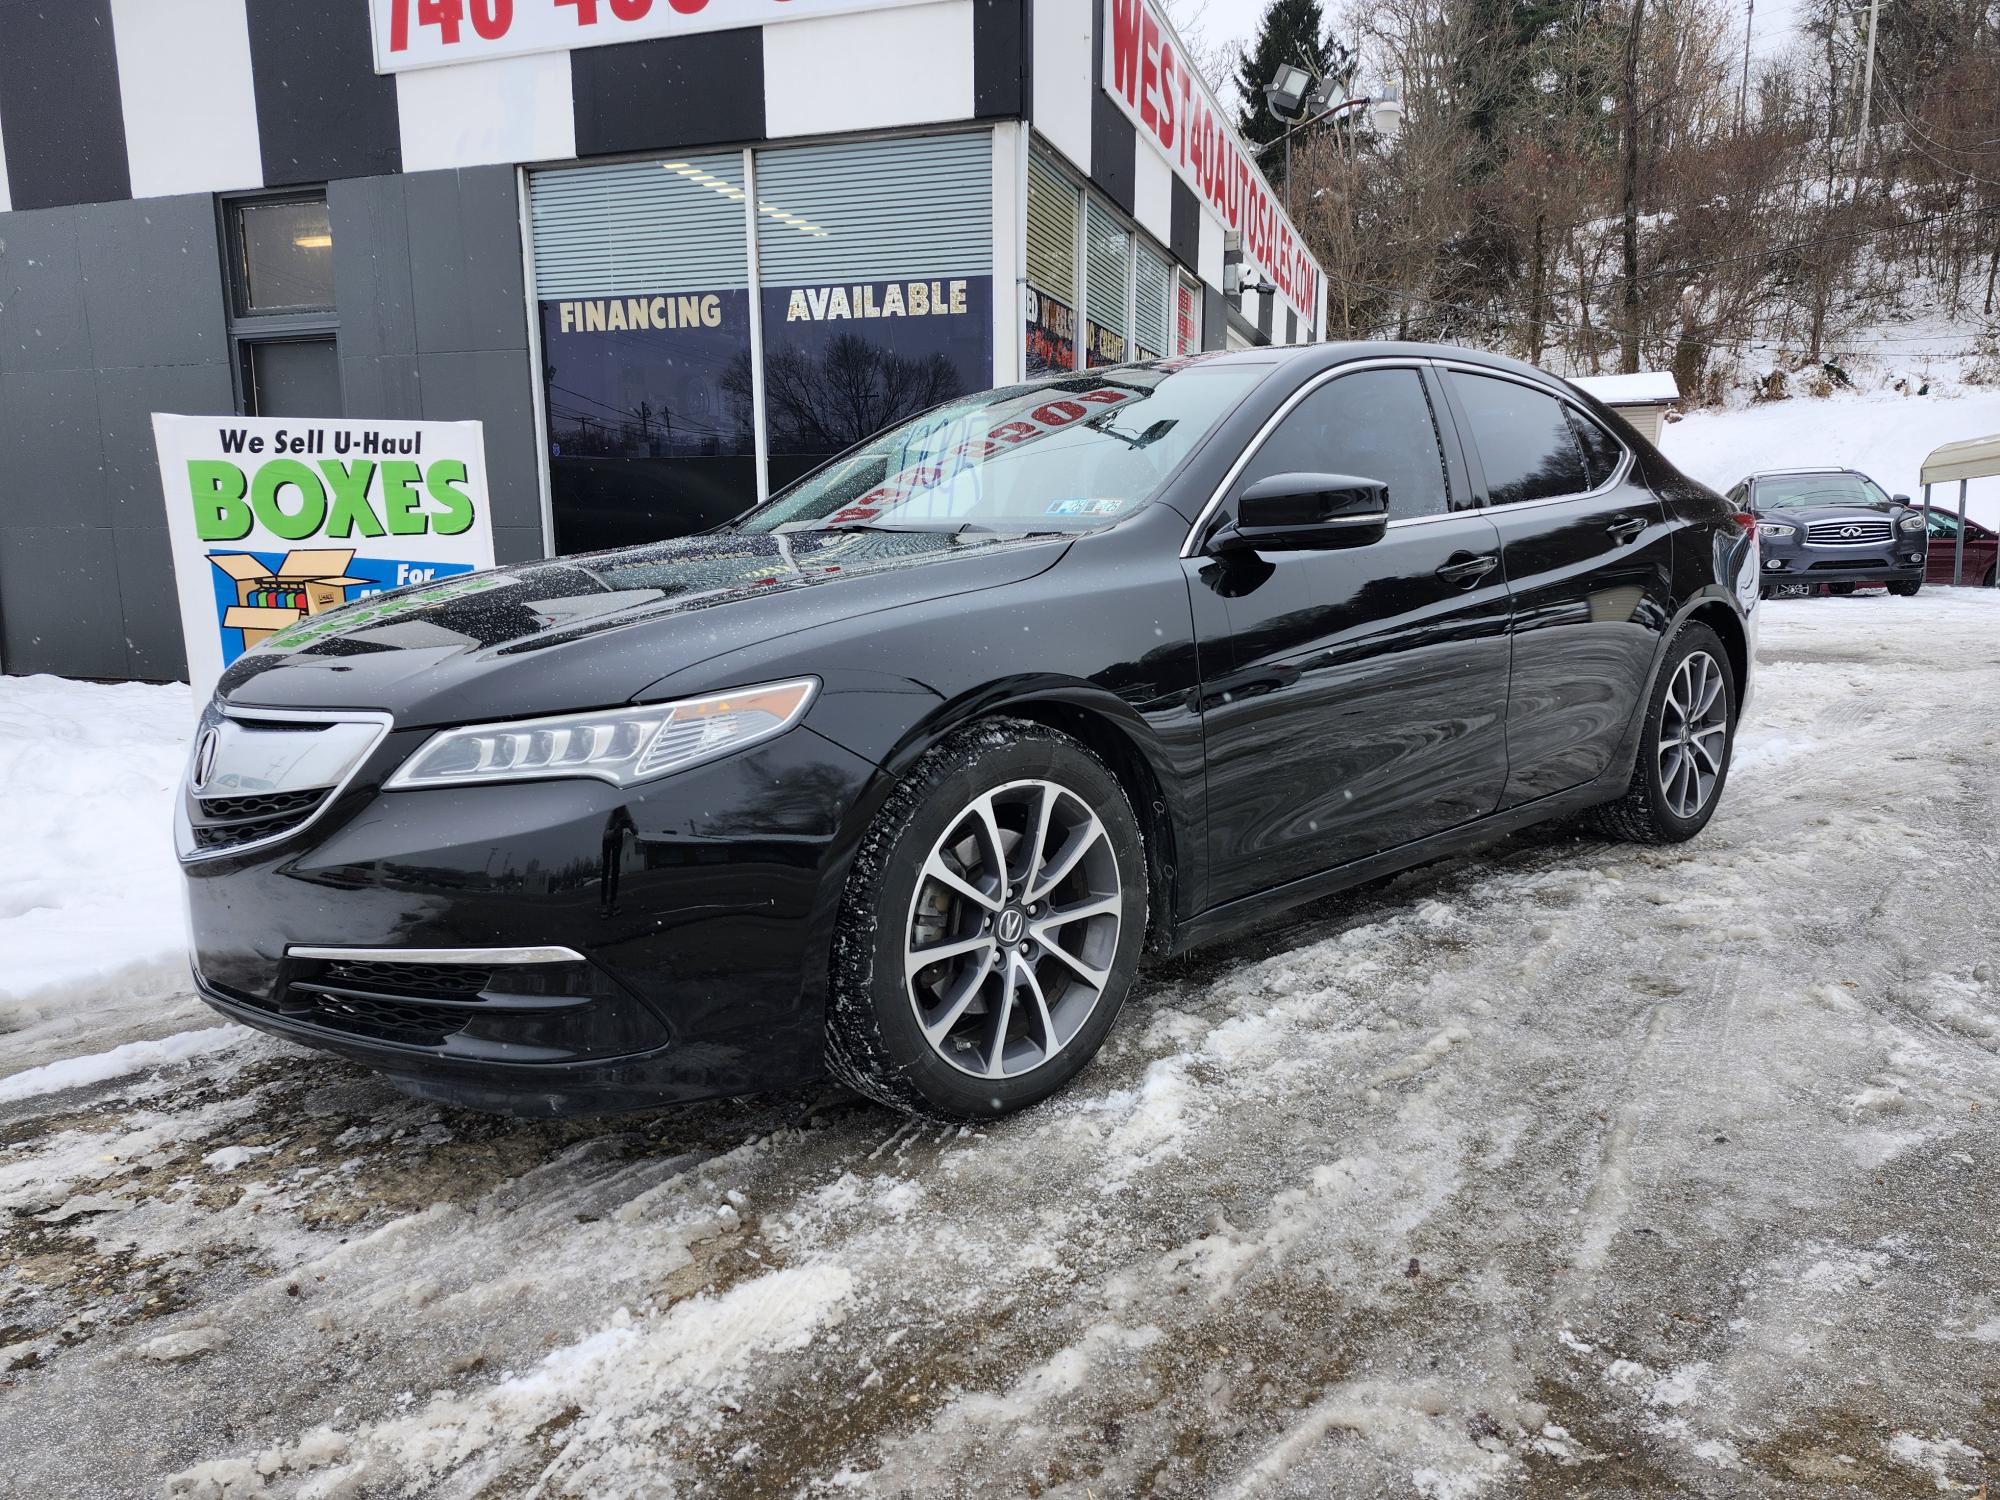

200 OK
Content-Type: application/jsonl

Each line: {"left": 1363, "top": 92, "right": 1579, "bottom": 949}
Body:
{"left": 1238, "top": 367, "right": 1456, "bottom": 519}
{"left": 1451, "top": 373, "right": 1590, "bottom": 505}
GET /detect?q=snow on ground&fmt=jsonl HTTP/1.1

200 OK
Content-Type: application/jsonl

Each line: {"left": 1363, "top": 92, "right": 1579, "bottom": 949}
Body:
{"left": 1, "top": 591, "right": 1996, "bottom": 1498}
{"left": 0, "top": 676, "right": 209, "bottom": 1076}
{"left": 1666, "top": 388, "right": 2000, "bottom": 531}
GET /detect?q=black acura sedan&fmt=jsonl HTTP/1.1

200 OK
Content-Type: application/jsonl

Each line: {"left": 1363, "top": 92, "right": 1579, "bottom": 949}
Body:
{"left": 179, "top": 344, "right": 1756, "bottom": 1119}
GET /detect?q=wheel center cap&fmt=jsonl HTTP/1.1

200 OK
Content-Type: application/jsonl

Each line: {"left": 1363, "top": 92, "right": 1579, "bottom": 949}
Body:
{"left": 996, "top": 908, "right": 1027, "bottom": 946}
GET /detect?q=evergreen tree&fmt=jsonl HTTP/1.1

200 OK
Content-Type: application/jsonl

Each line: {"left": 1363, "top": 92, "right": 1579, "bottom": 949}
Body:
{"left": 1234, "top": 0, "right": 1336, "bottom": 146}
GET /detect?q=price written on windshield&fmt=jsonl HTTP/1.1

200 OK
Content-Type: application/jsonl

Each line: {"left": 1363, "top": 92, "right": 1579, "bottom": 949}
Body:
{"left": 370, "top": 0, "right": 932, "bottom": 71}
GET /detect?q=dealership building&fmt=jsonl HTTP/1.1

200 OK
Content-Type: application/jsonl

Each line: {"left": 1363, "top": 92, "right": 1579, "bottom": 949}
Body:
{"left": 0, "top": 0, "right": 1328, "bottom": 682}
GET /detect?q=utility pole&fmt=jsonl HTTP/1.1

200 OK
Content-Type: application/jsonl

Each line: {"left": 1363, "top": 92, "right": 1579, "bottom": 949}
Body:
{"left": 1620, "top": 0, "right": 1645, "bottom": 374}
{"left": 1736, "top": 0, "right": 1754, "bottom": 133}
{"left": 1857, "top": 0, "right": 1882, "bottom": 169}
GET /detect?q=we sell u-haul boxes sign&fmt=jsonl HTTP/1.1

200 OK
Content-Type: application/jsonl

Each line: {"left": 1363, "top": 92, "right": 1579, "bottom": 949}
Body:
{"left": 155, "top": 415, "right": 497, "bottom": 697}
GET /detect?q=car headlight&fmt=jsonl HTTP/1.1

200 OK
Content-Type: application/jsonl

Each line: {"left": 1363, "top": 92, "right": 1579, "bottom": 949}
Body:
{"left": 1898, "top": 513, "right": 1925, "bottom": 533}
{"left": 1757, "top": 521, "right": 1797, "bottom": 538}
{"left": 384, "top": 679, "right": 818, "bottom": 790}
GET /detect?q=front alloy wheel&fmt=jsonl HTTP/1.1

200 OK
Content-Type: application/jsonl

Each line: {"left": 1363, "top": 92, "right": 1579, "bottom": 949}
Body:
{"left": 906, "top": 780, "right": 1123, "bottom": 1080}
{"left": 827, "top": 721, "right": 1146, "bottom": 1118}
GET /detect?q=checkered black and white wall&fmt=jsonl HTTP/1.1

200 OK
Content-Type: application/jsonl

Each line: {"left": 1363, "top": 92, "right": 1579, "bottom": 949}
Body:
{"left": 0, "top": 0, "right": 1317, "bottom": 678}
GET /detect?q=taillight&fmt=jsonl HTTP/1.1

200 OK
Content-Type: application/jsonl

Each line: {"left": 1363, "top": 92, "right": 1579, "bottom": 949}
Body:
{"left": 1732, "top": 512, "right": 1758, "bottom": 533}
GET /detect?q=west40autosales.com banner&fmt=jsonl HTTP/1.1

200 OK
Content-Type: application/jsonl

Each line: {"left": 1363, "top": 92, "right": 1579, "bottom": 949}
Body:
{"left": 1100, "top": 0, "right": 1323, "bottom": 328}
{"left": 369, "top": 0, "right": 936, "bottom": 70}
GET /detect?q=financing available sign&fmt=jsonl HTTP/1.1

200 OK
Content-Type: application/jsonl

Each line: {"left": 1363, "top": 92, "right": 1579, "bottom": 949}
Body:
{"left": 370, "top": 0, "right": 932, "bottom": 72}
{"left": 154, "top": 415, "right": 497, "bottom": 697}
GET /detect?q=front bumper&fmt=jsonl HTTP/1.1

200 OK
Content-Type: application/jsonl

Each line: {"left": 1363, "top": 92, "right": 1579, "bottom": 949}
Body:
{"left": 180, "top": 723, "right": 880, "bottom": 1114}
{"left": 1758, "top": 531, "right": 1925, "bottom": 585}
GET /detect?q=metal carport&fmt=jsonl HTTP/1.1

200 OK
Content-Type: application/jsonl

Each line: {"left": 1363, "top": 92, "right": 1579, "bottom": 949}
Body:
{"left": 1920, "top": 434, "right": 2000, "bottom": 586}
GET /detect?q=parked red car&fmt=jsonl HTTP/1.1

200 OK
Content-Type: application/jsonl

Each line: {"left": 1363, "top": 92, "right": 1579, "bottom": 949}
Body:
{"left": 1922, "top": 507, "right": 2000, "bottom": 588}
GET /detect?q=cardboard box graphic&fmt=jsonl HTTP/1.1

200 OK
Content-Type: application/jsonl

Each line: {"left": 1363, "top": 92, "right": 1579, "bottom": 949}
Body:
{"left": 209, "top": 548, "right": 369, "bottom": 648}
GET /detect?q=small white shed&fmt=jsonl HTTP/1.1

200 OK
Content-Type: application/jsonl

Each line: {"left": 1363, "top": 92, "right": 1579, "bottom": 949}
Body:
{"left": 1570, "top": 372, "right": 1681, "bottom": 444}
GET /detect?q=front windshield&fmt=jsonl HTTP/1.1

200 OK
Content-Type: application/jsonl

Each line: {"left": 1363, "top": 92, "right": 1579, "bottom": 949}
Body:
{"left": 734, "top": 360, "right": 1267, "bottom": 535}
{"left": 1756, "top": 473, "right": 1892, "bottom": 510}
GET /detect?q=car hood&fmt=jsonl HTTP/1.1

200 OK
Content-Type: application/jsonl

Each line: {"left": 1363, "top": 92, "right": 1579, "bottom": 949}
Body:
{"left": 216, "top": 529, "right": 1069, "bottom": 726}
{"left": 1760, "top": 501, "right": 1908, "bottom": 524}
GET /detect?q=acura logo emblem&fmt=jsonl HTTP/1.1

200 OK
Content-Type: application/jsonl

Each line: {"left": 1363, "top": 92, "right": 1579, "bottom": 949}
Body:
{"left": 190, "top": 726, "right": 220, "bottom": 792}
{"left": 996, "top": 909, "right": 1026, "bottom": 945}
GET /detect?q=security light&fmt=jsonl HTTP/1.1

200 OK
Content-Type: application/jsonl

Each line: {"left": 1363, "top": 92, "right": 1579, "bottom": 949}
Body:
{"left": 1264, "top": 64, "right": 1312, "bottom": 117}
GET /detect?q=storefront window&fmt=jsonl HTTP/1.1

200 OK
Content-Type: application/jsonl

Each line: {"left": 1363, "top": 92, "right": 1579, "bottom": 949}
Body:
{"left": 1025, "top": 154, "right": 1081, "bottom": 378}
{"left": 530, "top": 155, "right": 757, "bottom": 553}
{"left": 1176, "top": 273, "right": 1201, "bottom": 355}
{"left": 754, "top": 135, "right": 994, "bottom": 492}
{"left": 1134, "top": 246, "right": 1171, "bottom": 362}
{"left": 223, "top": 192, "right": 339, "bottom": 418}
{"left": 232, "top": 197, "right": 335, "bottom": 316}
{"left": 1083, "top": 198, "right": 1133, "bottom": 368}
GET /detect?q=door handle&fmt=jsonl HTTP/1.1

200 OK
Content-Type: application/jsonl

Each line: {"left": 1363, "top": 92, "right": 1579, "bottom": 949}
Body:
{"left": 1608, "top": 515, "right": 1647, "bottom": 543}
{"left": 1435, "top": 552, "right": 1499, "bottom": 586}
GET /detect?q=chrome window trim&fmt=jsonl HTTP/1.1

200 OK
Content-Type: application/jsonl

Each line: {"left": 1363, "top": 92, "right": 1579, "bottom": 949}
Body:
{"left": 1178, "top": 356, "right": 1447, "bottom": 559}
{"left": 288, "top": 945, "right": 588, "bottom": 965}
{"left": 175, "top": 705, "right": 394, "bottom": 866}
{"left": 1433, "top": 360, "right": 1635, "bottom": 510}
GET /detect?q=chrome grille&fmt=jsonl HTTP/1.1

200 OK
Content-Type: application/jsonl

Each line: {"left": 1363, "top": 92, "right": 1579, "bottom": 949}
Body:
{"left": 1806, "top": 518, "right": 1893, "bottom": 546}
{"left": 178, "top": 708, "right": 389, "bottom": 861}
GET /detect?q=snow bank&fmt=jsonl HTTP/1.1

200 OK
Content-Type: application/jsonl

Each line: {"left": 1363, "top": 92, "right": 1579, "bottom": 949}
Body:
{"left": 0, "top": 1026, "right": 241, "bottom": 1105}
{"left": 1666, "top": 388, "right": 2000, "bottom": 529}
{"left": 0, "top": 674, "right": 196, "bottom": 1052}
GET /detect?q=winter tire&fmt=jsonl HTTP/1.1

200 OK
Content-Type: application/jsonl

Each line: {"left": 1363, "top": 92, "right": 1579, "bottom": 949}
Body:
{"left": 1590, "top": 622, "right": 1736, "bottom": 845}
{"left": 825, "top": 718, "right": 1148, "bottom": 1119}
{"left": 1826, "top": 581, "right": 1859, "bottom": 596}
{"left": 1888, "top": 578, "right": 1922, "bottom": 597}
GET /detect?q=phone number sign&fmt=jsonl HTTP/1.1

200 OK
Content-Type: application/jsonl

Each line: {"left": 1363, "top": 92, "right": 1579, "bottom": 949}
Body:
{"left": 371, "top": 0, "right": 932, "bottom": 71}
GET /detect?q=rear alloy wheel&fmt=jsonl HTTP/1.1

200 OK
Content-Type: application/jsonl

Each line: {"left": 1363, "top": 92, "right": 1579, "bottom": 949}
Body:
{"left": 1592, "top": 622, "right": 1736, "bottom": 844}
{"left": 826, "top": 720, "right": 1146, "bottom": 1118}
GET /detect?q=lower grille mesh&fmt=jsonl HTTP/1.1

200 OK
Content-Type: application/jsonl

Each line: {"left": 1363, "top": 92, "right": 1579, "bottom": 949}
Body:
{"left": 301, "top": 993, "right": 468, "bottom": 1047}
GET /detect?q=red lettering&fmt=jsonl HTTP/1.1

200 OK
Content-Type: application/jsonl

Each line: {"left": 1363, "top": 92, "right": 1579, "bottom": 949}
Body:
{"left": 470, "top": 0, "right": 510, "bottom": 39}
{"left": 390, "top": 0, "right": 410, "bottom": 49}
{"left": 609, "top": 0, "right": 651, "bottom": 16}
{"left": 556, "top": 0, "right": 598, "bottom": 24}
{"left": 1031, "top": 400, "right": 1089, "bottom": 427}
{"left": 1078, "top": 388, "right": 1133, "bottom": 406}
{"left": 990, "top": 421, "right": 1040, "bottom": 445}
{"left": 1157, "top": 42, "right": 1177, "bottom": 150}
{"left": 1139, "top": 10, "right": 1160, "bottom": 136}
{"left": 1108, "top": 0, "right": 1142, "bottom": 102}
{"left": 416, "top": 0, "right": 462, "bottom": 44}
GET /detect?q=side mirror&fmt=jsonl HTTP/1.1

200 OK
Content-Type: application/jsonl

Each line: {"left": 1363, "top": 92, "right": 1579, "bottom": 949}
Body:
{"left": 1214, "top": 472, "right": 1390, "bottom": 552}
{"left": 1891, "top": 493, "right": 1912, "bottom": 506}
